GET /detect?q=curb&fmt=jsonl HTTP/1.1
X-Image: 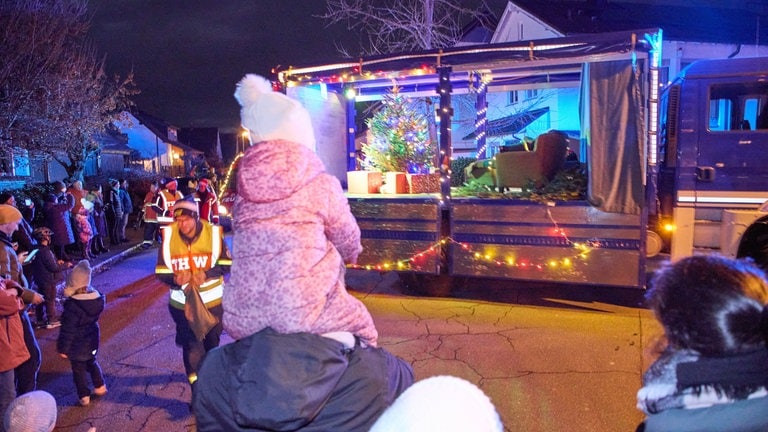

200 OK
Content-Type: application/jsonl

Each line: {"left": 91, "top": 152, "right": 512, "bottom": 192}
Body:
{"left": 91, "top": 243, "right": 144, "bottom": 274}
{"left": 53, "top": 244, "right": 144, "bottom": 293}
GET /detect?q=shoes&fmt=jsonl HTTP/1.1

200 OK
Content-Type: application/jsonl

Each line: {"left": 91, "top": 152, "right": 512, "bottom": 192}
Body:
{"left": 45, "top": 321, "right": 61, "bottom": 329}
{"left": 94, "top": 385, "right": 107, "bottom": 396}
{"left": 79, "top": 396, "right": 90, "bottom": 406}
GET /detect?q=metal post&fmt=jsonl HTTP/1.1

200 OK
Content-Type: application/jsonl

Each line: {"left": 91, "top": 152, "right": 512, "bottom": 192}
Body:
{"left": 346, "top": 92, "right": 357, "bottom": 172}
{"left": 436, "top": 66, "right": 453, "bottom": 275}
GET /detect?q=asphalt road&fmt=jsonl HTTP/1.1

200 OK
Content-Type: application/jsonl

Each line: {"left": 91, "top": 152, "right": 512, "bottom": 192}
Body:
{"left": 33, "top": 246, "right": 657, "bottom": 432}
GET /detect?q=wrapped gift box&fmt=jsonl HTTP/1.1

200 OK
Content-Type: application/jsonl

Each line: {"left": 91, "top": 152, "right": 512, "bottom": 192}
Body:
{"left": 407, "top": 173, "right": 441, "bottom": 193}
{"left": 347, "top": 171, "right": 382, "bottom": 194}
{"left": 380, "top": 172, "right": 408, "bottom": 194}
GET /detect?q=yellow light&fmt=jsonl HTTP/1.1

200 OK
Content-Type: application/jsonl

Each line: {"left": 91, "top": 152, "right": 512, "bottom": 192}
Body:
{"left": 663, "top": 223, "right": 676, "bottom": 232}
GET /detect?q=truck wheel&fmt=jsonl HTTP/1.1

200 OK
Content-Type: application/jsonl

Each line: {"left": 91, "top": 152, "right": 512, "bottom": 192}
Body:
{"left": 646, "top": 230, "right": 663, "bottom": 258}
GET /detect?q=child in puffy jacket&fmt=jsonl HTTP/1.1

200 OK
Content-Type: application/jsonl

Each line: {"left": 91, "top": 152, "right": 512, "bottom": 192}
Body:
{"left": 224, "top": 74, "right": 378, "bottom": 347}
{"left": 56, "top": 260, "right": 107, "bottom": 407}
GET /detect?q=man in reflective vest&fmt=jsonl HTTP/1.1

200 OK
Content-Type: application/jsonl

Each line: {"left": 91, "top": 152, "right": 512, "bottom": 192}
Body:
{"left": 154, "top": 196, "right": 231, "bottom": 387}
{"left": 156, "top": 178, "right": 184, "bottom": 225}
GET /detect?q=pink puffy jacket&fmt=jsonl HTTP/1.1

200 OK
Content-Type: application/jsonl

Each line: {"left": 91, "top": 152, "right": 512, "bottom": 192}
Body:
{"left": 223, "top": 140, "right": 378, "bottom": 346}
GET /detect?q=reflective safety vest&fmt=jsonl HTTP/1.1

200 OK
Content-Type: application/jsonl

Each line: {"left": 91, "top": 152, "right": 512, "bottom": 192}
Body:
{"left": 157, "top": 189, "right": 184, "bottom": 224}
{"left": 155, "top": 222, "right": 231, "bottom": 310}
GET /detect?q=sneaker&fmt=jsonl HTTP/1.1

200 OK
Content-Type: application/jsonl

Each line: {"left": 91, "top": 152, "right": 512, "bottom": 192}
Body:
{"left": 45, "top": 321, "right": 61, "bottom": 329}
{"left": 79, "top": 396, "right": 90, "bottom": 406}
{"left": 93, "top": 385, "right": 107, "bottom": 396}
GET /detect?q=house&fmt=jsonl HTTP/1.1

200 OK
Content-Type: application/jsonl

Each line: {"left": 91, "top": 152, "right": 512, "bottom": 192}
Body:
{"left": 114, "top": 110, "right": 204, "bottom": 177}
{"left": 492, "top": 1, "right": 768, "bottom": 82}
{"left": 452, "top": 1, "right": 768, "bottom": 157}
{"left": 83, "top": 128, "right": 135, "bottom": 178}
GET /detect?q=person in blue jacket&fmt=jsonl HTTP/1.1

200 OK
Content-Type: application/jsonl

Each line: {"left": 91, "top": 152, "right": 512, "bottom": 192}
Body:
{"left": 636, "top": 255, "right": 768, "bottom": 432}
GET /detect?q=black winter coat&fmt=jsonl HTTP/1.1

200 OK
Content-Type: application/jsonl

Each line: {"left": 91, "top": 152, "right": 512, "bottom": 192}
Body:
{"left": 107, "top": 189, "right": 123, "bottom": 219}
{"left": 57, "top": 290, "right": 105, "bottom": 361}
{"left": 192, "top": 328, "right": 414, "bottom": 432}
{"left": 30, "top": 245, "right": 68, "bottom": 288}
{"left": 91, "top": 195, "right": 108, "bottom": 238}
{"left": 44, "top": 193, "right": 75, "bottom": 246}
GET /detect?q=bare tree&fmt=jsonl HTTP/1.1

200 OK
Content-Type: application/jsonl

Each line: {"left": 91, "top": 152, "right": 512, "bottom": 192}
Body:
{"left": 0, "top": 0, "right": 89, "bottom": 143}
{"left": 321, "top": 0, "right": 495, "bottom": 55}
{"left": 21, "top": 47, "right": 137, "bottom": 181}
{"left": 0, "top": 0, "right": 137, "bottom": 181}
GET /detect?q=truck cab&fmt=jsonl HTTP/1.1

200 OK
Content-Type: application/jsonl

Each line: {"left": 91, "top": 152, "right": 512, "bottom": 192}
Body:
{"left": 657, "top": 57, "right": 768, "bottom": 266}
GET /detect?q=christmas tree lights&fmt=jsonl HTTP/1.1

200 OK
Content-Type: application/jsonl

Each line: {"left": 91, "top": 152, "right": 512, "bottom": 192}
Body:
{"left": 362, "top": 85, "right": 436, "bottom": 174}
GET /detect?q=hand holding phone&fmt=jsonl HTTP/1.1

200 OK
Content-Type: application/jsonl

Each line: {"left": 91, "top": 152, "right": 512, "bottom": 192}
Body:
{"left": 23, "top": 249, "right": 38, "bottom": 264}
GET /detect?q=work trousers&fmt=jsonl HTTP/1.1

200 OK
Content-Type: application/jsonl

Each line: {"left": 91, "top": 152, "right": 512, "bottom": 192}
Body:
{"left": 168, "top": 303, "right": 223, "bottom": 382}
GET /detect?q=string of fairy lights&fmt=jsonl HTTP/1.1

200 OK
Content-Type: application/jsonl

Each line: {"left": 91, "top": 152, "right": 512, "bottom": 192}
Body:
{"left": 347, "top": 207, "right": 601, "bottom": 272}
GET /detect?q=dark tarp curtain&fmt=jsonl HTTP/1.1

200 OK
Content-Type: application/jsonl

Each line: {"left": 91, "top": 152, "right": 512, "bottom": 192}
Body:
{"left": 581, "top": 60, "right": 646, "bottom": 215}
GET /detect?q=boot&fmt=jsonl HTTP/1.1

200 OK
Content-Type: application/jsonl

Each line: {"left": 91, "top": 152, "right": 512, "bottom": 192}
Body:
{"left": 80, "top": 242, "right": 91, "bottom": 261}
{"left": 97, "top": 236, "right": 109, "bottom": 253}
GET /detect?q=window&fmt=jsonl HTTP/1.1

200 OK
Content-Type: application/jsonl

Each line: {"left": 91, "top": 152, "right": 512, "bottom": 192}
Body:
{"left": 525, "top": 89, "right": 540, "bottom": 99}
{"left": 508, "top": 91, "right": 519, "bottom": 105}
{"left": 708, "top": 82, "right": 768, "bottom": 131}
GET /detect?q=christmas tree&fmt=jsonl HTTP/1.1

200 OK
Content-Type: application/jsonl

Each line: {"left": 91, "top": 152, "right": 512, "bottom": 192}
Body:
{"left": 362, "top": 85, "right": 436, "bottom": 173}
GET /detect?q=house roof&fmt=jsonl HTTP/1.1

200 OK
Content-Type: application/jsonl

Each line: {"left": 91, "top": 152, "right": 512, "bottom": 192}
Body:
{"left": 130, "top": 110, "right": 203, "bottom": 156}
{"left": 463, "top": 107, "right": 550, "bottom": 139}
{"left": 507, "top": 0, "right": 768, "bottom": 46}
{"left": 95, "top": 129, "right": 132, "bottom": 155}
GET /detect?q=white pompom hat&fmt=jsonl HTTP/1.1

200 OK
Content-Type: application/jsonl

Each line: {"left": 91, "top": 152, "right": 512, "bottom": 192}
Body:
{"left": 369, "top": 375, "right": 504, "bottom": 432}
{"left": 234, "top": 74, "right": 316, "bottom": 151}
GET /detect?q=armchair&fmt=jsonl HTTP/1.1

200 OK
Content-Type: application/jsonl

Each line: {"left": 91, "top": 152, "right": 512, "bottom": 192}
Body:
{"left": 494, "top": 131, "right": 568, "bottom": 189}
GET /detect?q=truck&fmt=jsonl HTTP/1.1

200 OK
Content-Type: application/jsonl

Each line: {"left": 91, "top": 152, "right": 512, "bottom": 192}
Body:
{"left": 270, "top": 28, "right": 767, "bottom": 290}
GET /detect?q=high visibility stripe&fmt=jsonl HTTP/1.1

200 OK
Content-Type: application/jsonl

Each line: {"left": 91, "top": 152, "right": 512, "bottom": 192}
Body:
{"left": 169, "top": 281, "right": 223, "bottom": 307}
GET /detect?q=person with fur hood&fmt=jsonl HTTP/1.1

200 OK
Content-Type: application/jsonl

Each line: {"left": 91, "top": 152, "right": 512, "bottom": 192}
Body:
{"left": 193, "top": 74, "right": 413, "bottom": 432}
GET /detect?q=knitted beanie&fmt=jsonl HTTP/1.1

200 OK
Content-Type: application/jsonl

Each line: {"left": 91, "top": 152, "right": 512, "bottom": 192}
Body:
{"left": 64, "top": 260, "right": 92, "bottom": 297}
{"left": 173, "top": 196, "right": 199, "bottom": 219}
{"left": 0, "top": 204, "right": 22, "bottom": 224}
{"left": 234, "top": 74, "right": 316, "bottom": 151}
{"left": 3, "top": 390, "right": 57, "bottom": 432}
{"left": 164, "top": 178, "right": 178, "bottom": 189}
{"left": 369, "top": 375, "right": 504, "bottom": 432}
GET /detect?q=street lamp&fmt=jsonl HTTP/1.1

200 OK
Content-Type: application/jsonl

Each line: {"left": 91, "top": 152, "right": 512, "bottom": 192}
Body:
{"left": 239, "top": 129, "right": 249, "bottom": 154}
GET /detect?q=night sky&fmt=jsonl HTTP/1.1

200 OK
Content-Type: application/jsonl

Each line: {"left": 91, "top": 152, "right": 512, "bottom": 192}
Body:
{"left": 88, "top": 0, "right": 364, "bottom": 131}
